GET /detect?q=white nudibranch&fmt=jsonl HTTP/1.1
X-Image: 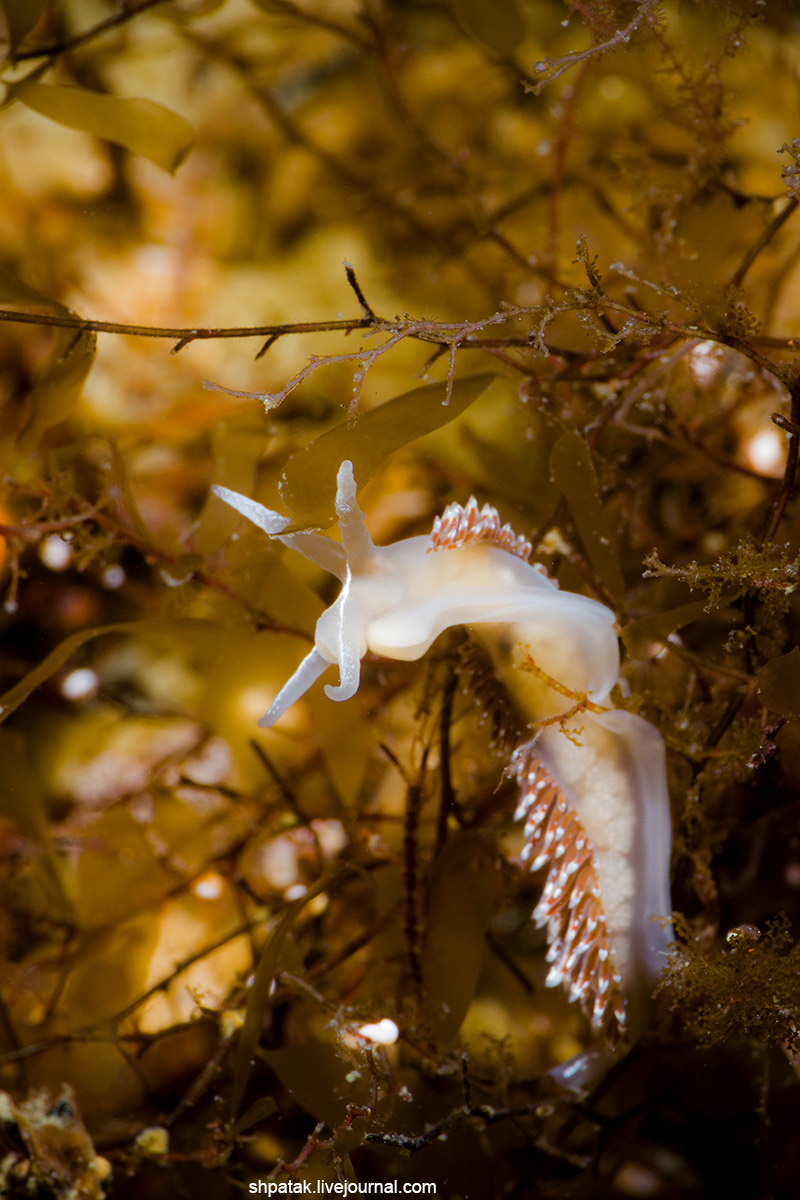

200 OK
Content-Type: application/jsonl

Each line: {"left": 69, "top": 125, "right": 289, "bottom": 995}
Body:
{"left": 212, "top": 461, "right": 672, "bottom": 1086}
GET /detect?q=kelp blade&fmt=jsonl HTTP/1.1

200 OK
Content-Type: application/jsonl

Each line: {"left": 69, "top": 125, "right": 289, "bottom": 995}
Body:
{"left": 12, "top": 79, "right": 194, "bottom": 173}
{"left": 280, "top": 373, "right": 495, "bottom": 528}
{"left": 550, "top": 429, "right": 625, "bottom": 604}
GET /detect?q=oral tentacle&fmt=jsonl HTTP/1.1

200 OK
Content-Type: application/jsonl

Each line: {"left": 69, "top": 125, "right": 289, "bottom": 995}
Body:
{"left": 257, "top": 647, "right": 331, "bottom": 728}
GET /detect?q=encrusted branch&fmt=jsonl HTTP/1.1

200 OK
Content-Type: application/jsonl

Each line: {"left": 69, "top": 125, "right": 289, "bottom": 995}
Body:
{"left": 9, "top": 0, "right": 170, "bottom": 62}
{"left": 0, "top": 307, "right": 376, "bottom": 347}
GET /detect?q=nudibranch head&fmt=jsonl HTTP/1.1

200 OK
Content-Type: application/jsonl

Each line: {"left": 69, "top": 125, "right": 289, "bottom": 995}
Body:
{"left": 213, "top": 460, "right": 620, "bottom": 725}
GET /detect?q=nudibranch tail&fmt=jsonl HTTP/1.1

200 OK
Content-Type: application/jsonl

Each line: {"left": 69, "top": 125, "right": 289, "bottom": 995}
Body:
{"left": 429, "top": 497, "right": 533, "bottom": 561}
{"left": 457, "top": 627, "right": 671, "bottom": 1083}
{"left": 590, "top": 707, "right": 673, "bottom": 986}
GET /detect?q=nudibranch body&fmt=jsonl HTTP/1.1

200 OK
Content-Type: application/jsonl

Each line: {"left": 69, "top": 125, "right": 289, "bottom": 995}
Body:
{"left": 213, "top": 461, "right": 672, "bottom": 1084}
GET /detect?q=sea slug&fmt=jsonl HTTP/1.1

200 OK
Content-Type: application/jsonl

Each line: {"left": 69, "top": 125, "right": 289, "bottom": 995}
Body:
{"left": 213, "top": 461, "right": 672, "bottom": 1084}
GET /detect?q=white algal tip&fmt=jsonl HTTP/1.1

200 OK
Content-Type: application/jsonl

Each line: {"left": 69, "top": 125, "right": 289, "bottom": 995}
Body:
{"left": 357, "top": 1018, "right": 399, "bottom": 1045}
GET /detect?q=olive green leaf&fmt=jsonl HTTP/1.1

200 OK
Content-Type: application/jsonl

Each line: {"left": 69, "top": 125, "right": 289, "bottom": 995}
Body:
{"left": 757, "top": 646, "right": 800, "bottom": 718}
{"left": 262, "top": 1043, "right": 371, "bottom": 1128}
{"left": 0, "top": 265, "right": 96, "bottom": 445}
{"left": 422, "top": 832, "right": 500, "bottom": 1043}
{"left": 0, "top": 728, "right": 72, "bottom": 924}
{"left": 622, "top": 599, "right": 709, "bottom": 660}
{"left": 229, "top": 862, "right": 353, "bottom": 1120}
{"left": 1, "top": 0, "right": 47, "bottom": 53}
{"left": 20, "top": 325, "right": 96, "bottom": 448}
{"left": 11, "top": 79, "right": 194, "bottom": 173}
{"left": 550, "top": 428, "right": 626, "bottom": 604}
{"left": 280, "top": 373, "right": 495, "bottom": 529}
{"left": 449, "top": 0, "right": 524, "bottom": 55}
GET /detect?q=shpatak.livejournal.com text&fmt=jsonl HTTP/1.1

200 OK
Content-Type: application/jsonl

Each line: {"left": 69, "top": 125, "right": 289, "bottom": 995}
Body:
{"left": 249, "top": 1181, "right": 436, "bottom": 1194}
